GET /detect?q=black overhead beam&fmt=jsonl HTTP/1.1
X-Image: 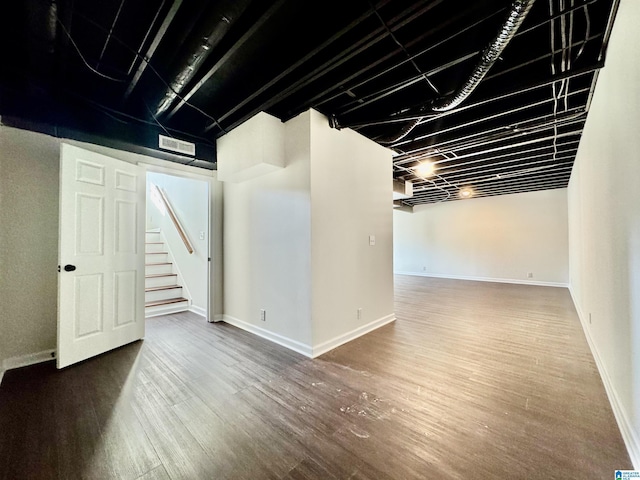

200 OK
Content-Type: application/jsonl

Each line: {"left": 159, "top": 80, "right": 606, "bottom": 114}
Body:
{"left": 54, "top": 0, "right": 74, "bottom": 87}
{"left": 336, "top": 32, "right": 602, "bottom": 120}
{"left": 431, "top": 152, "right": 577, "bottom": 178}
{"left": 202, "top": 0, "right": 395, "bottom": 132}
{"left": 406, "top": 105, "right": 587, "bottom": 154}
{"left": 431, "top": 116, "right": 587, "bottom": 155}
{"left": 163, "top": 0, "right": 288, "bottom": 122}
{"left": 123, "top": 0, "right": 183, "bottom": 100}
{"left": 437, "top": 163, "right": 575, "bottom": 187}
{"left": 293, "top": 5, "right": 508, "bottom": 120}
{"left": 204, "top": 0, "right": 446, "bottom": 135}
{"left": 368, "top": 0, "right": 440, "bottom": 95}
{"left": 484, "top": 33, "right": 603, "bottom": 83}
{"left": 393, "top": 129, "right": 584, "bottom": 163}
{"left": 390, "top": 88, "right": 587, "bottom": 148}
{"left": 332, "top": 1, "right": 601, "bottom": 119}
{"left": 339, "top": 61, "right": 604, "bottom": 129}
{"left": 125, "top": 0, "right": 166, "bottom": 77}
{"left": 154, "top": 0, "right": 253, "bottom": 117}
{"left": 393, "top": 138, "right": 580, "bottom": 169}
{"left": 96, "top": 0, "right": 126, "bottom": 69}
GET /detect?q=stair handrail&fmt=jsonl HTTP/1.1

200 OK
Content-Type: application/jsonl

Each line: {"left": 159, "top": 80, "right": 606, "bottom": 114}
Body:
{"left": 153, "top": 184, "right": 194, "bottom": 255}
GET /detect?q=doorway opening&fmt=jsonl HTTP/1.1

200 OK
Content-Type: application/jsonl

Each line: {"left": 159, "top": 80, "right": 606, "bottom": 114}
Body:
{"left": 144, "top": 171, "right": 210, "bottom": 321}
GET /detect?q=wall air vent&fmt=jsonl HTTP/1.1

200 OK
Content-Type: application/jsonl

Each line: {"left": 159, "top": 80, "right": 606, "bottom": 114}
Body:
{"left": 158, "top": 135, "right": 196, "bottom": 156}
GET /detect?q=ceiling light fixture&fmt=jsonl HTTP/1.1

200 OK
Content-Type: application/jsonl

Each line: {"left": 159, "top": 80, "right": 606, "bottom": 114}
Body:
{"left": 413, "top": 161, "right": 435, "bottom": 178}
{"left": 459, "top": 187, "right": 473, "bottom": 199}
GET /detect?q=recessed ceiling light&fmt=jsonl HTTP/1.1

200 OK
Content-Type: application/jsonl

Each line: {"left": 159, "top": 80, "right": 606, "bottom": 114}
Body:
{"left": 459, "top": 187, "right": 473, "bottom": 198}
{"left": 413, "top": 161, "right": 435, "bottom": 178}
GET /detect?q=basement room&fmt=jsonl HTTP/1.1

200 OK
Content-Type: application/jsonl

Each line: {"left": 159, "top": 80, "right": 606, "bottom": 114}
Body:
{"left": 1, "top": 0, "right": 638, "bottom": 478}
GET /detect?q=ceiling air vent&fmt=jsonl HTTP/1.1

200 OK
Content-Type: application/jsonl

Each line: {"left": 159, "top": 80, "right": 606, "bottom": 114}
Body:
{"left": 159, "top": 135, "right": 196, "bottom": 156}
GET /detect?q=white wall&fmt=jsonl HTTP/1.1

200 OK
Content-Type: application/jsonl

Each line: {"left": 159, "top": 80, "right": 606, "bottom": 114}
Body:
{"left": 222, "top": 109, "right": 395, "bottom": 356}
{"left": 394, "top": 189, "right": 569, "bottom": 286}
{"left": 567, "top": 0, "right": 640, "bottom": 466}
{"left": 147, "top": 172, "right": 209, "bottom": 314}
{"left": 0, "top": 127, "right": 60, "bottom": 370}
{"left": 0, "top": 125, "right": 222, "bottom": 374}
{"left": 222, "top": 110, "right": 313, "bottom": 351}
{"left": 309, "top": 110, "right": 395, "bottom": 352}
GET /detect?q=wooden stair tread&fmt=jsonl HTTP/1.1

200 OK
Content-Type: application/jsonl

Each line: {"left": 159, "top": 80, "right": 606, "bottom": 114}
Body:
{"left": 146, "top": 285, "right": 181, "bottom": 292}
{"left": 145, "top": 297, "right": 188, "bottom": 307}
{"left": 145, "top": 242, "right": 164, "bottom": 244}
{"left": 146, "top": 262, "right": 172, "bottom": 266}
{"left": 145, "top": 273, "right": 177, "bottom": 278}
{"left": 146, "top": 251, "right": 169, "bottom": 254}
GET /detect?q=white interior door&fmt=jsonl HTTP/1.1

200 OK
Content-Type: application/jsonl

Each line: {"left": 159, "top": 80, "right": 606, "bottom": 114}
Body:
{"left": 57, "top": 143, "right": 145, "bottom": 369}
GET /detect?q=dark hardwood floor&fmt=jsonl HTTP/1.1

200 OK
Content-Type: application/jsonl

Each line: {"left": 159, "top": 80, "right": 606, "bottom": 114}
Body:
{"left": 0, "top": 276, "right": 632, "bottom": 479}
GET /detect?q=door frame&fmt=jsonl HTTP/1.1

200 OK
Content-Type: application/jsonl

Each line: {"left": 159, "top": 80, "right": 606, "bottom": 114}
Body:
{"left": 140, "top": 162, "right": 219, "bottom": 323}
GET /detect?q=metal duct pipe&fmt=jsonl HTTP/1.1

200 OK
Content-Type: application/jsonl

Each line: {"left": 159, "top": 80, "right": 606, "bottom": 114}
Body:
{"left": 431, "top": 0, "right": 536, "bottom": 112}
{"left": 47, "top": 0, "right": 58, "bottom": 51}
{"left": 378, "top": 0, "right": 535, "bottom": 144}
{"left": 155, "top": 0, "right": 252, "bottom": 116}
{"left": 376, "top": 115, "right": 423, "bottom": 144}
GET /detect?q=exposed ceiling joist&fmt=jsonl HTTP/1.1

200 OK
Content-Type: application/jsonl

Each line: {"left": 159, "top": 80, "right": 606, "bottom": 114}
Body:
{"left": 0, "top": 0, "right": 621, "bottom": 204}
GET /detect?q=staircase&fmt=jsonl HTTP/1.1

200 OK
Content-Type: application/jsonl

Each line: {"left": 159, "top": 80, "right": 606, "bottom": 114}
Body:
{"left": 145, "top": 230, "right": 189, "bottom": 317}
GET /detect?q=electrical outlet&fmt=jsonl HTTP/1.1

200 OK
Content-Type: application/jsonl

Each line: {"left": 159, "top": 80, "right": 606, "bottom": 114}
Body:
{"left": 423, "top": 266, "right": 427, "bottom": 271}
{"left": 199, "top": 231, "right": 205, "bottom": 240}
{"left": 260, "top": 309, "right": 266, "bottom": 321}
{"left": 527, "top": 272, "right": 533, "bottom": 278}
{"left": 357, "top": 308, "right": 362, "bottom": 319}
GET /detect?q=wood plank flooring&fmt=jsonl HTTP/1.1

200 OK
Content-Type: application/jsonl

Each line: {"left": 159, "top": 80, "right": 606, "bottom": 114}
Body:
{"left": 0, "top": 275, "right": 632, "bottom": 479}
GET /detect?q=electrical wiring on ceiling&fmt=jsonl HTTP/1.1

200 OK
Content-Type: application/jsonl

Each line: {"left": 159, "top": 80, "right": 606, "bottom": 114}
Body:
{"left": 54, "top": 13, "right": 226, "bottom": 135}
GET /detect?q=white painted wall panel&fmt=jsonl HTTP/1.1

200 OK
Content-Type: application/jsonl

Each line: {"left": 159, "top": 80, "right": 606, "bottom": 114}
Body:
{"left": 0, "top": 127, "right": 60, "bottom": 366}
{"left": 217, "top": 111, "right": 285, "bottom": 183}
{"left": 568, "top": 0, "right": 640, "bottom": 465}
{"left": 222, "top": 109, "right": 395, "bottom": 355}
{"left": 309, "top": 110, "right": 395, "bottom": 350}
{"left": 222, "top": 111, "right": 313, "bottom": 347}
{"left": 394, "top": 189, "right": 569, "bottom": 286}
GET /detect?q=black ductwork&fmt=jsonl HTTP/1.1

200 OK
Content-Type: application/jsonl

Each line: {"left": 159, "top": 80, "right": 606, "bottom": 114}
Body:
{"left": 431, "top": 0, "right": 536, "bottom": 112}
{"left": 155, "top": 0, "right": 252, "bottom": 116}
{"left": 377, "top": 0, "right": 536, "bottom": 144}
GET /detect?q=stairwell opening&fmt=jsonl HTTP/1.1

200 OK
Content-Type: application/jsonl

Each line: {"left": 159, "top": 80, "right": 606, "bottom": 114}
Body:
{"left": 145, "top": 171, "right": 210, "bottom": 320}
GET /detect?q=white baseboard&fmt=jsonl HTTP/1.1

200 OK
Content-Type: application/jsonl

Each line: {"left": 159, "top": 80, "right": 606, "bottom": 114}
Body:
{"left": 189, "top": 305, "right": 207, "bottom": 318}
{"left": 145, "top": 304, "right": 190, "bottom": 318}
{"left": 395, "top": 271, "right": 568, "bottom": 288}
{"left": 2, "top": 349, "right": 56, "bottom": 377}
{"left": 222, "top": 315, "right": 313, "bottom": 357}
{"left": 569, "top": 287, "right": 639, "bottom": 468}
{"left": 222, "top": 313, "right": 397, "bottom": 359}
{"left": 311, "top": 314, "right": 396, "bottom": 358}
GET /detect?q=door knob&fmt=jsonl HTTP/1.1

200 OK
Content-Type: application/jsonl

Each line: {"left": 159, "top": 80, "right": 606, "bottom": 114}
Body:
{"left": 64, "top": 264, "right": 76, "bottom": 272}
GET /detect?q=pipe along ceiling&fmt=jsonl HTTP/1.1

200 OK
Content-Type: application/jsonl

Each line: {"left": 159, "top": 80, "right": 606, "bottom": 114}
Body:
{"left": 0, "top": 0, "right": 619, "bottom": 205}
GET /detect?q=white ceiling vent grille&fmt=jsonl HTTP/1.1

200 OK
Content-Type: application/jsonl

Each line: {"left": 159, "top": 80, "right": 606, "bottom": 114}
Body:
{"left": 158, "top": 135, "right": 196, "bottom": 156}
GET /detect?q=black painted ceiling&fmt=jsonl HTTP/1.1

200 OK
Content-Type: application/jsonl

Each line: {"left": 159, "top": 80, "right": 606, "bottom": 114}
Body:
{"left": 0, "top": 0, "right": 618, "bottom": 205}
